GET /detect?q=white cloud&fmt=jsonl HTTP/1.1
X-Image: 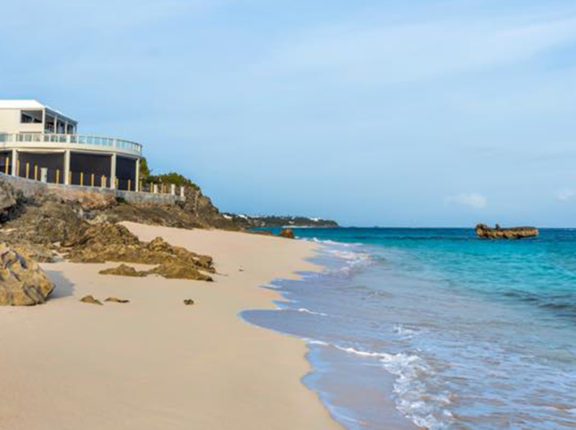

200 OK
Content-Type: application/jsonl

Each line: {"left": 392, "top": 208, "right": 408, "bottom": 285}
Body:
{"left": 556, "top": 189, "right": 576, "bottom": 201}
{"left": 445, "top": 193, "right": 487, "bottom": 209}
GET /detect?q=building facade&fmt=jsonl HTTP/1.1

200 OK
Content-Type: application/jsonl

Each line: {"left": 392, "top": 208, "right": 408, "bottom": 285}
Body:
{"left": 0, "top": 100, "right": 142, "bottom": 191}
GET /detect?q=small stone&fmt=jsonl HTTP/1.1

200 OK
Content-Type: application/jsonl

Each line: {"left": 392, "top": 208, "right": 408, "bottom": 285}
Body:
{"left": 183, "top": 299, "right": 195, "bottom": 306}
{"left": 80, "top": 295, "right": 102, "bottom": 305}
{"left": 105, "top": 297, "right": 130, "bottom": 304}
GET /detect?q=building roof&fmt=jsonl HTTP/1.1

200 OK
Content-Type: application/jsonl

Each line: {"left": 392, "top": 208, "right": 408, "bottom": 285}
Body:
{"left": 0, "top": 100, "right": 76, "bottom": 123}
{"left": 0, "top": 100, "right": 45, "bottom": 109}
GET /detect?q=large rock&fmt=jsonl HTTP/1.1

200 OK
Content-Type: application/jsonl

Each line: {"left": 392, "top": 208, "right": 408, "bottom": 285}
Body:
{"left": 0, "top": 244, "right": 54, "bottom": 306}
{"left": 65, "top": 223, "right": 215, "bottom": 281}
{"left": 151, "top": 261, "right": 213, "bottom": 281}
{"left": 476, "top": 224, "right": 539, "bottom": 240}
{"left": 99, "top": 264, "right": 147, "bottom": 277}
{"left": 279, "top": 228, "right": 295, "bottom": 239}
{"left": 0, "top": 181, "right": 17, "bottom": 215}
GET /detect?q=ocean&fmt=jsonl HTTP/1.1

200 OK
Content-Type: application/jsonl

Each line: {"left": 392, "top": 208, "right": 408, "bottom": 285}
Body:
{"left": 242, "top": 228, "right": 576, "bottom": 430}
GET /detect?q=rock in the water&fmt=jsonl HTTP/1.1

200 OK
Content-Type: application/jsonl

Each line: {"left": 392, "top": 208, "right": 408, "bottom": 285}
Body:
{"left": 183, "top": 299, "right": 195, "bottom": 306}
{"left": 0, "top": 244, "right": 54, "bottom": 306}
{"left": 279, "top": 228, "right": 295, "bottom": 239}
{"left": 80, "top": 295, "right": 102, "bottom": 305}
{"left": 99, "top": 264, "right": 147, "bottom": 277}
{"left": 105, "top": 297, "right": 130, "bottom": 304}
{"left": 476, "top": 224, "right": 539, "bottom": 240}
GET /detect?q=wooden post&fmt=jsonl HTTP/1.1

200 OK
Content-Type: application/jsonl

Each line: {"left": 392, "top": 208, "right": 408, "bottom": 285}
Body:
{"left": 68, "top": 171, "right": 72, "bottom": 185}
{"left": 4, "top": 157, "right": 9, "bottom": 175}
{"left": 34, "top": 165, "right": 38, "bottom": 181}
{"left": 139, "top": 181, "right": 143, "bottom": 193}
{"left": 91, "top": 173, "right": 95, "bottom": 187}
{"left": 17, "top": 160, "right": 20, "bottom": 177}
{"left": 56, "top": 169, "right": 60, "bottom": 184}
{"left": 101, "top": 175, "right": 106, "bottom": 188}
{"left": 115, "top": 178, "right": 119, "bottom": 189}
{"left": 80, "top": 172, "right": 84, "bottom": 186}
{"left": 127, "top": 179, "right": 131, "bottom": 191}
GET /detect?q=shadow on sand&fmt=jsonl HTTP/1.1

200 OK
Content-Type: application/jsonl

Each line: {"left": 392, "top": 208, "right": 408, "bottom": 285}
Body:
{"left": 44, "top": 270, "right": 76, "bottom": 300}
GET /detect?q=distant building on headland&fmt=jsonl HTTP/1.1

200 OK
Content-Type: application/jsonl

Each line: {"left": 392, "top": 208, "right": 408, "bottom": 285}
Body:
{"left": 0, "top": 100, "right": 142, "bottom": 191}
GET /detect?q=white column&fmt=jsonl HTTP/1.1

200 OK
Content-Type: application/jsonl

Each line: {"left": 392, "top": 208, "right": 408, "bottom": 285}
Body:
{"left": 11, "top": 149, "right": 18, "bottom": 176}
{"left": 64, "top": 150, "right": 71, "bottom": 185}
{"left": 110, "top": 153, "right": 117, "bottom": 189}
{"left": 170, "top": 184, "right": 176, "bottom": 195}
{"left": 135, "top": 158, "right": 140, "bottom": 192}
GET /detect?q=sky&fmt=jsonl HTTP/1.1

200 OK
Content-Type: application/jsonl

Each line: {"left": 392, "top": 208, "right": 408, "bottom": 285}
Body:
{"left": 1, "top": 0, "right": 576, "bottom": 227}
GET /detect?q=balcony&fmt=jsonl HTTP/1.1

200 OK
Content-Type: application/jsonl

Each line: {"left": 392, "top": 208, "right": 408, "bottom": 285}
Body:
{"left": 0, "top": 133, "right": 143, "bottom": 157}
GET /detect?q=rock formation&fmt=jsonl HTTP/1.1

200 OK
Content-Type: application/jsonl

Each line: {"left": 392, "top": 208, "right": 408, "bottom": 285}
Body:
{"left": 0, "top": 181, "right": 17, "bottom": 218}
{"left": 475, "top": 224, "right": 539, "bottom": 240}
{"left": 66, "top": 223, "right": 214, "bottom": 281}
{"left": 80, "top": 295, "right": 102, "bottom": 305}
{"left": 0, "top": 244, "right": 55, "bottom": 306}
{"left": 279, "top": 228, "right": 295, "bottom": 239}
{"left": 105, "top": 297, "right": 130, "bottom": 304}
{"left": 100, "top": 264, "right": 147, "bottom": 277}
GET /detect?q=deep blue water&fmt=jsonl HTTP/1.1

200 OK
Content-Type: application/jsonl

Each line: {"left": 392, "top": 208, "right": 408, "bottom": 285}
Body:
{"left": 243, "top": 228, "right": 576, "bottom": 429}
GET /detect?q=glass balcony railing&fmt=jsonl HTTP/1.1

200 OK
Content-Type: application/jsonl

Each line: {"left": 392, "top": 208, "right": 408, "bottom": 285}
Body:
{"left": 0, "top": 133, "right": 142, "bottom": 155}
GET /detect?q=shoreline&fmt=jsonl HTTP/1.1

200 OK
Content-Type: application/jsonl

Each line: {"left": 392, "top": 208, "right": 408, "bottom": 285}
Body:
{"left": 0, "top": 222, "right": 341, "bottom": 430}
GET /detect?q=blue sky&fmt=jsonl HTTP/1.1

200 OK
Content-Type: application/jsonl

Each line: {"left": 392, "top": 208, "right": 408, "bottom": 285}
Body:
{"left": 2, "top": 0, "right": 576, "bottom": 226}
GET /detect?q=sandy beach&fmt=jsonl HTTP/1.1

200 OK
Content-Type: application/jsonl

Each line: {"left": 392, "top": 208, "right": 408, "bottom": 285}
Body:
{"left": 0, "top": 222, "right": 341, "bottom": 430}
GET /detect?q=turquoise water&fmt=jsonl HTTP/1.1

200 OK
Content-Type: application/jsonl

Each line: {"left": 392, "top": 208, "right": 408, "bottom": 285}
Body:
{"left": 243, "top": 228, "right": 576, "bottom": 429}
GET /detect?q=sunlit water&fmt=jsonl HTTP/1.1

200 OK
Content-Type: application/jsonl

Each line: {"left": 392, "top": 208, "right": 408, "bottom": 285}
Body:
{"left": 243, "top": 228, "right": 576, "bottom": 429}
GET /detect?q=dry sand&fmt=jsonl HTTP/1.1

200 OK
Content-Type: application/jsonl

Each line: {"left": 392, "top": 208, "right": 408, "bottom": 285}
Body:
{"left": 0, "top": 222, "right": 342, "bottom": 430}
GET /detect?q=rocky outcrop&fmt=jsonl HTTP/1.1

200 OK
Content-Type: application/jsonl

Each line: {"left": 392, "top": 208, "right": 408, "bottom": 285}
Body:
{"left": 46, "top": 188, "right": 117, "bottom": 211}
{"left": 65, "top": 223, "right": 214, "bottom": 281}
{"left": 0, "top": 181, "right": 17, "bottom": 217}
{"left": 100, "top": 264, "right": 147, "bottom": 277}
{"left": 100, "top": 187, "right": 238, "bottom": 230}
{"left": 150, "top": 260, "right": 213, "bottom": 281}
{"left": 476, "top": 224, "right": 539, "bottom": 240}
{"left": 279, "top": 228, "right": 295, "bottom": 239}
{"left": 0, "top": 244, "right": 54, "bottom": 306}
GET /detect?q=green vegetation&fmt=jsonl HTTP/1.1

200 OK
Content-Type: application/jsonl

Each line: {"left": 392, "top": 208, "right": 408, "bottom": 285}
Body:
{"left": 139, "top": 158, "right": 199, "bottom": 190}
{"left": 139, "top": 158, "right": 151, "bottom": 181}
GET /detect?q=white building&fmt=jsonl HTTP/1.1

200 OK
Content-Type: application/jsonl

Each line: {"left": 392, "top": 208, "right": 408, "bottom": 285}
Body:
{"left": 0, "top": 100, "right": 142, "bottom": 190}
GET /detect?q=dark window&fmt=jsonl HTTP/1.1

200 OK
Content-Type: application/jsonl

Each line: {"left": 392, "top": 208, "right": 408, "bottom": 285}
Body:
{"left": 45, "top": 115, "right": 55, "bottom": 132}
{"left": 21, "top": 110, "right": 43, "bottom": 124}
